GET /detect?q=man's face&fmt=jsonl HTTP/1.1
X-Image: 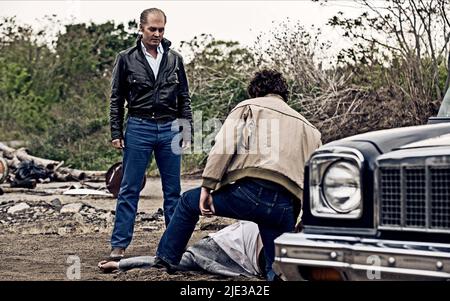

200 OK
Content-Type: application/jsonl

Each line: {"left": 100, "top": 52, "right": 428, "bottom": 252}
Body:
{"left": 140, "top": 13, "right": 165, "bottom": 48}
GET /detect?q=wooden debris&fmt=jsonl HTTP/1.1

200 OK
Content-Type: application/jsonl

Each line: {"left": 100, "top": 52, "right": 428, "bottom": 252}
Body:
{"left": 0, "top": 142, "right": 106, "bottom": 184}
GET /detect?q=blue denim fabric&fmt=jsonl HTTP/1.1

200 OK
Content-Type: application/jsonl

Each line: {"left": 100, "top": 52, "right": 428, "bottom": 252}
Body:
{"left": 111, "top": 116, "right": 181, "bottom": 249}
{"left": 156, "top": 178, "right": 295, "bottom": 280}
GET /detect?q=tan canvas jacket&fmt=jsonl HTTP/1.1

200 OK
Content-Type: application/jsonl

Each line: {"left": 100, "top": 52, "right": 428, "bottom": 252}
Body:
{"left": 202, "top": 94, "right": 322, "bottom": 212}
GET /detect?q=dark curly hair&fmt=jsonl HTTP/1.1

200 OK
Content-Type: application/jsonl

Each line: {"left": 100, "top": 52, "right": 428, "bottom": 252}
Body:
{"left": 247, "top": 69, "right": 289, "bottom": 102}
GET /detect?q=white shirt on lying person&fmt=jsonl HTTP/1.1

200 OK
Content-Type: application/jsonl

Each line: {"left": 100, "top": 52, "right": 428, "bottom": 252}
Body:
{"left": 209, "top": 220, "right": 263, "bottom": 275}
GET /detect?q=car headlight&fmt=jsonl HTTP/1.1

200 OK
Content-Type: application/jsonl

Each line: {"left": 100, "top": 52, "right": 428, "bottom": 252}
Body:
{"left": 323, "top": 161, "right": 361, "bottom": 213}
{"left": 310, "top": 147, "right": 363, "bottom": 219}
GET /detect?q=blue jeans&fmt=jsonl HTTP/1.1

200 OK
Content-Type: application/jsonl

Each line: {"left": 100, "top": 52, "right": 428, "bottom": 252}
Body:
{"left": 111, "top": 116, "right": 181, "bottom": 249}
{"left": 156, "top": 178, "right": 295, "bottom": 280}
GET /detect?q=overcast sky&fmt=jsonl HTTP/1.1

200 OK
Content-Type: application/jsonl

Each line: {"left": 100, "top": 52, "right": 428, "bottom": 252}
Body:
{"left": 1, "top": 0, "right": 366, "bottom": 51}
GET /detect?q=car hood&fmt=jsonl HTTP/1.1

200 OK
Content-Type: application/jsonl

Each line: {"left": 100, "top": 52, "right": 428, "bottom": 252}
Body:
{"left": 329, "top": 123, "right": 450, "bottom": 153}
{"left": 398, "top": 133, "right": 450, "bottom": 149}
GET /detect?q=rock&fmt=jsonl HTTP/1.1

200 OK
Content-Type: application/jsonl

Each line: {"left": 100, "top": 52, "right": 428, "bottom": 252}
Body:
{"left": 140, "top": 214, "right": 155, "bottom": 222}
{"left": 7, "top": 203, "right": 30, "bottom": 215}
{"left": 57, "top": 227, "right": 67, "bottom": 236}
{"left": 60, "top": 203, "right": 83, "bottom": 214}
{"left": 1, "top": 200, "right": 14, "bottom": 206}
{"left": 50, "top": 198, "right": 62, "bottom": 211}
{"left": 151, "top": 213, "right": 163, "bottom": 220}
{"left": 142, "top": 226, "right": 159, "bottom": 232}
{"left": 98, "top": 212, "right": 114, "bottom": 224}
{"left": 73, "top": 213, "right": 84, "bottom": 223}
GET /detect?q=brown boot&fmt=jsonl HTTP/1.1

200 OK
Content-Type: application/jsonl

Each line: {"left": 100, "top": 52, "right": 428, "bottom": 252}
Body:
{"left": 109, "top": 247, "right": 125, "bottom": 261}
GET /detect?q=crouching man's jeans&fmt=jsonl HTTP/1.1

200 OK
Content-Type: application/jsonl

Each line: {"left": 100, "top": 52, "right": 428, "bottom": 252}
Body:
{"left": 156, "top": 178, "right": 295, "bottom": 280}
{"left": 111, "top": 116, "right": 181, "bottom": 249}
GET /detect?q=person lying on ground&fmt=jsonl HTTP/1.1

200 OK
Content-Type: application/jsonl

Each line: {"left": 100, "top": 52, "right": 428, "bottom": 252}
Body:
{"left": 98, "top": 221, "right": 265, "bottom": 278}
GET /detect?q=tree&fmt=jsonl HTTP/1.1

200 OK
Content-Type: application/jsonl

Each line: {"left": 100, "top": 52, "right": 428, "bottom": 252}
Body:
{"left": 181, "top": 34, "right": 256, "bottom": 120}
{"left": 0, "top": 17, "right": 138, "bottom": 169}
{"left": 327, "top": 0, "right": 450, "bottom": 102}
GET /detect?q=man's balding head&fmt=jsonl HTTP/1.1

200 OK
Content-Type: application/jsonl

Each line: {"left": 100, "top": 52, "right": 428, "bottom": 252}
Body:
{"left": 140, "top": 8, "right": 167, "bottom": 25}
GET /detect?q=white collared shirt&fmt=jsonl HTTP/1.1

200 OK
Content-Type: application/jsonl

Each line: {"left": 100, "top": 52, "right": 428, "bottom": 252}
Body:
{"left": 141, "top": 41, "right": 164, "bottom": 78}
{"left": 209, "top": 221, "right": 263, "bottom": 276}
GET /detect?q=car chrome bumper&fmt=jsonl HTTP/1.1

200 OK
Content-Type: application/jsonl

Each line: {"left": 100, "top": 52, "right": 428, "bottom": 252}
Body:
{"left": 273, "top": 233, "right": 450, "bottom": 281}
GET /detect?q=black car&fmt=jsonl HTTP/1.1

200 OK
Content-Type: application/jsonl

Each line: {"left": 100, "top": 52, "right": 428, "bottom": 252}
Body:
{"left": 273, "top": 88, "right": 450, "bottom": 280}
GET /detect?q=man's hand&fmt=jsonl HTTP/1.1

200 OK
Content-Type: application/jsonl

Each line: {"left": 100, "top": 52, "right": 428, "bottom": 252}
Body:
{"left": 294, "top": 221, "right": 303, "bottom": 233}
{"left": 112, "top": 139, "right": 124, "bottom": 150}
{"left": 199, "top": 187, "right": 215, "bottom": 217}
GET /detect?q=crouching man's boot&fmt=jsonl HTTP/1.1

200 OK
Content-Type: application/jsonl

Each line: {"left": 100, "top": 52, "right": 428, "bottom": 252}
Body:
{"left": 153, "top": 256, "right": 177, "bottom": 274}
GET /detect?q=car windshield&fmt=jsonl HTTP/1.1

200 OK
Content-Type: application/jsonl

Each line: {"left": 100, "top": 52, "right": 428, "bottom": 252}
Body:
{"left": 437, "top": 86, "right": 450, "bottom": 117}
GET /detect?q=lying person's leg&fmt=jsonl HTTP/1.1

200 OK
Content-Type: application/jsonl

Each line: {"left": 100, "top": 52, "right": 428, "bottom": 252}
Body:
{"left": 98, "top": 256, "right": 154, "bottom": 274}
{"left": 98, "top": 253, "right": 203, "bottom": 274}
{"left": 118, "top": 256, "right": 155, "bottom": 271}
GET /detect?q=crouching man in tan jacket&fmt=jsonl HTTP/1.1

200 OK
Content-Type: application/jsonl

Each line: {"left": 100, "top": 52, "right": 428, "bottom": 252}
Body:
{"left": 154, "top": 69, "right": 322, "bottom": 280}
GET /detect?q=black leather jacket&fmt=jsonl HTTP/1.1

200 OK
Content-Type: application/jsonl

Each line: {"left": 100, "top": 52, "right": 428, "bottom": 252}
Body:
{"left": 110, "top": 37, "right": 192, "bottom": 140}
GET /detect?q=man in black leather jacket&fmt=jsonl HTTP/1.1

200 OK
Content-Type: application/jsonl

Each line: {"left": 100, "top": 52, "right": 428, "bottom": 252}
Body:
{"left": 109, "top": 8, "right": 192, "bottom": 260}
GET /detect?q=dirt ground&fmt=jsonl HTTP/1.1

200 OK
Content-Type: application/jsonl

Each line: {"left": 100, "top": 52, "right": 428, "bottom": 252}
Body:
{"left": 0, "top": 177, "right": 257, "bottom": 281}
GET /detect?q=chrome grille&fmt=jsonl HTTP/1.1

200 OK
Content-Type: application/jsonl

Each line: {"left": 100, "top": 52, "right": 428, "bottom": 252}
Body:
{"left": 379, "top": 168, "right": 401, "bottom": 225}
{"left": 405, "top": 168, "right": 426, "bottom": 227}
{"left": 431, "top": 167, "right": 450, "bottom": 229}
{"left": 379, "top": 165, "right": 450, "bottom": 232}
